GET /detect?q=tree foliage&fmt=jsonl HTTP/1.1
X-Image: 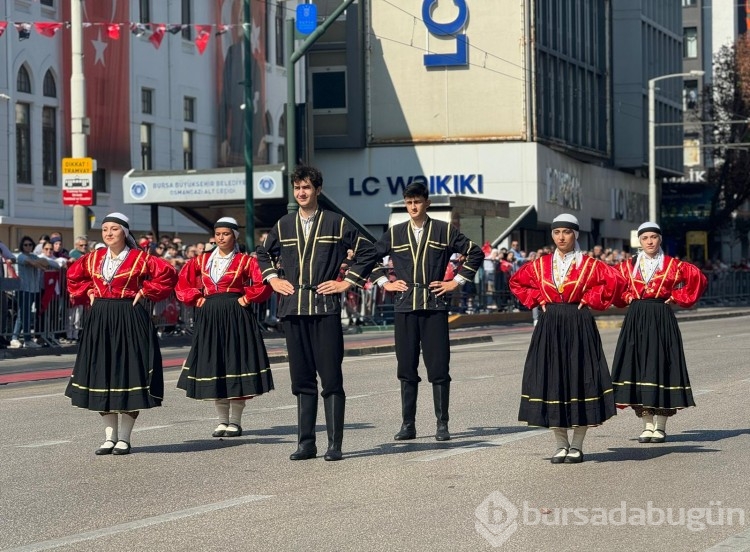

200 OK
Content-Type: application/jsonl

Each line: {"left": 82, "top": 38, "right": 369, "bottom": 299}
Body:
{"left": 703, "top": 38, "right": 750, "bottom": 237}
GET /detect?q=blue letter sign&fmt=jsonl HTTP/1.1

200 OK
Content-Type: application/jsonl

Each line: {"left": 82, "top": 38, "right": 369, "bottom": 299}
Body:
{"left": 422, "top": 0, "right": 469, "bottom": 67}
{"left": 296, "top": 3, "right": 318, "bottom": 35}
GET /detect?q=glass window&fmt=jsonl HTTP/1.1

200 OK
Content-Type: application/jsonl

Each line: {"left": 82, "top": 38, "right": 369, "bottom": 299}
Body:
{"left": 311, "top": 68, "right": 347, "bottom": 114}
{"left": 683, "top": 27, "right": 698, "bottom": 58}
{"left": 276, "top": 2, "right": 285, "bottom": 67}
{"left": 682, "top": 0, "right": 697, "bottom": 7}
{"left": 140, "top": 123, "right": 153, "bottom": 170}
{"left": 181, "top": 0, "right": 192, "bottom": 40}
{"left": 183, "top": 130, "right": 194, "bottom": 170}
{"left": 16, "top": 103, "right": 31, "bottom": 183}
{"left": 184, "top": 96, "right": 195, "bottom": 122}
{"left": 683, "top": 80, "right": 699, "bottom": 110}
{"left": 43, "top": 107, "right": 57, "bottom": 186}
{"left": 141, "top": 88, "right": 153, "bottom": 115}
{"left": 140, "top": 0, "right": 151, "bottom": 24}
{"left": 17, "top": 66, "right": 31, "bottom": 94}
{"left": 41, "top": 0, "right": 54, "bottom": 6}
{"left": 43, "top": 70, "right": 57, "bottom": 97}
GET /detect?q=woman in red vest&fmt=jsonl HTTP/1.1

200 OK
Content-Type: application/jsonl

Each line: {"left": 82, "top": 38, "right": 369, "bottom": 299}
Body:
{"left": 611, "top": 222, "right": 707, "bottom": 444}
{"left": 66, "top": 213, "right": 177, "bottom": 455}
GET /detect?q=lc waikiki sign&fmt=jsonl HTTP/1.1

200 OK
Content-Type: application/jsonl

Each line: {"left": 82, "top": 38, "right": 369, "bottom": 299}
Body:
{"left": 423, "top": 0, "right": 469, "bottom": 67}
{"left": 349, "top": 173, "right": 484, "bottom": 196}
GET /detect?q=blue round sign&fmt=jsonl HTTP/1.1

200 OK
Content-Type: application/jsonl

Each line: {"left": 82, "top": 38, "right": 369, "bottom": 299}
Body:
{"left": 130, "top": 181, "right": 148, "bottom": 200}
{"left": 258, "top": 176, "right": 276, "bottom": 195}
{"left": 296, "top": 3, "right": 318, "bottom": 35}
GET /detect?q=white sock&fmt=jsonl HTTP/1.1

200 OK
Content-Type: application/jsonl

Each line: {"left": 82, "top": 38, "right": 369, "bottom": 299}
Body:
{"left": 215, "top": 399, "right": 230, "bottom": 430}
{"left": 654, "top": 415, "right": 668, "bottom": 432}
{"left": 116, "top": 412, "right": 137, "bottom": 449}
{"left": 100, "top": 413, "right": 118, "bottom": 449}
{"left": 641, "top": 414, "right": 655, "bottom": 436}
{"left": 229, "top": 399, "right": 246, "bottom": 426}
{"left": 570, "top": 426, "right": 588, "bottom": 453}
{"left": 552, "top": 428, "right": 569, "bottom": 450}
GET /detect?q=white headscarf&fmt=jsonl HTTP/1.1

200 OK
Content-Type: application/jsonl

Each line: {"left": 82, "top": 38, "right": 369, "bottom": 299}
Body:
{"left": 551, "top": 214, "right": 583, "bottom": 265}
{"left": 633, "top": 221, "right": 664, "bottom": 279}
{"left": 207, "top": 217, "right": 240, "bottom": 282}
{"left": 101, "top": 212, "right": 138, "bottom": 250}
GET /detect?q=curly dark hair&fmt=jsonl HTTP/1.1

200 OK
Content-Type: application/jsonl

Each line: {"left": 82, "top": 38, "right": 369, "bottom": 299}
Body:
{"left": 291, "top": 165, "right": 323, "bottom": 189}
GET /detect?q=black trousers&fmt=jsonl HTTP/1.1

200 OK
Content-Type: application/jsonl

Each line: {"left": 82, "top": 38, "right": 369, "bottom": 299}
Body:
{"left": 283, "top": 314, "right": 345, "bottom": 398}
{"left": 394, "top": 311, "right": 451, "bottom": 385}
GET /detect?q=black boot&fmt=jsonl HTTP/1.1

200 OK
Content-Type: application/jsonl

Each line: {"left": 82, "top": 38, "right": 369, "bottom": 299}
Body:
{"left": 323, "top": 394, "right": 345, "bottom": 461}
{"left": 290, "top": 394, "right": 318, "bottom": 460}
{"left": 394, "top": 381, "right": 418, "bottom": 440}
{"left": 433, "top": 383, "right": 450, "bottom": 441}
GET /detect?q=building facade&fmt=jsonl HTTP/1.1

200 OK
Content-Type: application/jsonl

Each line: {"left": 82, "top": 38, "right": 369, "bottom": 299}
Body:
{"left": 312, "top": 0, "right": 681, "bottom": 252}
{"left": 0, "top": 0, "right": 297, "bottom": 247}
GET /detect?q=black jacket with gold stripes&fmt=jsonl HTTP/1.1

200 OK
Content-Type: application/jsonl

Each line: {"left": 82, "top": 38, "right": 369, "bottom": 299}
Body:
{"left": 371, "top": 217, "right": 483, "bottom": 312}
{"left": 256, "top": 209, "right": 378, "bottom": 318}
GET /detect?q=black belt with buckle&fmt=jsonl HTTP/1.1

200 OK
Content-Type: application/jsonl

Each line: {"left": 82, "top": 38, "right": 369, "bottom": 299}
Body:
{"left": 407, "top": 283, "right": 430, "bottom": 289}
{"left": 295, "top": 284, "right": 317, "bottom": 290}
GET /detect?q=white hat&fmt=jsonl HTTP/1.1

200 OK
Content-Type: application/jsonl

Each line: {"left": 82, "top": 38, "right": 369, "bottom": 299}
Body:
{"left": 637, "top": 221, "right": 661, "bottom": 237}
{"left": 551, "top": 214, "right": 579, "bottom": 231}
{"left": 214, "top": 216, "right": 240, "bottom": 239}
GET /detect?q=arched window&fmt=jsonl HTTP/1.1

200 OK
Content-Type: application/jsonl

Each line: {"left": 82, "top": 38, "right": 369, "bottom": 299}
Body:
{"left": 265, "top": 112, "right": 273, "bottom": 137}
{"left": 43, "top": 70, "right": 57, "bottom": 98}
{"left": 17, "top": 66, "right": 31, "bottom": 93}
{"left": 278, "top": 112, "right": 286, "bottom": 137}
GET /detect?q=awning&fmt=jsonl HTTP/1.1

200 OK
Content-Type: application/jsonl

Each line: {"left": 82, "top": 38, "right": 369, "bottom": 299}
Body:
{"left": 489, "top": 205, "right": 537, "bottom": 246}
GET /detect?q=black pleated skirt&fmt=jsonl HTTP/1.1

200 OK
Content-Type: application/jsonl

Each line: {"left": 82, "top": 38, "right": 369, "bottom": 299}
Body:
{"left": 177, "top": 293, "right": 273, "bottom": 400}
{"left": 518, "top": 303, "right": 615, "bottom": 428}
{"left": 65, "top": 299, "right": 163, "bottom": 412}
{"left": 611, "top": 299, "right": 695, "bottom": 410}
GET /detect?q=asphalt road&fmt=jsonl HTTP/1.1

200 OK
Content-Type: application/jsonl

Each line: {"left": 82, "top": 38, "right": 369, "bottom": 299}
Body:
{"left": 1, "top": 318, "right": 749, "bottom": 551}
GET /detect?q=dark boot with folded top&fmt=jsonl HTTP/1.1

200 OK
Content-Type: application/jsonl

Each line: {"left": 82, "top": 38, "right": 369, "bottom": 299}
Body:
{"left": 433, "top": 383, "right": 451, "bottom": 441}
{"left": 323, "top": 394, "right": 345, "bottom": 461}
{"left": 290, "top": 394, "right": 318, "bottom": 460}
{"left": 394, "top": 381, "right": 418, "bottom": 440}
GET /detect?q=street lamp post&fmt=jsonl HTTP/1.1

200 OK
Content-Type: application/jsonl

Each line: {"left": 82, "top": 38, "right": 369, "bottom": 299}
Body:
{"left": 648, "top": 69, "right": 704, "bottom": 222}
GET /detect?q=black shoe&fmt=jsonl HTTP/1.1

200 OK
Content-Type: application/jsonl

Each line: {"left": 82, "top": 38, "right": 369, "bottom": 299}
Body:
{"left": 650, "top": 430, "right": 666, "bottom": 443}
{"left": 563, "top": 448, "right": 583, "bottom": 463}
{"left": 394, "top": 423, "right": 416, "bottom": 441}
{"left": 435, "top": 422, "right": 451, "bottom": 441}
{"left": 95, "top": 440, "right": 116, "bottom": 455}
{"left": 324, "top": 449, "right": 343, "bottom": 461}
{"left": 112, "top": 441, "right": 131, "bottom": 455}
{"left": 550, "top": 447, "right": 568, "bottom": 464}
{"left": 212, "top": 424, "right": 228, "bottom": 438}
{"left": 289, "top": 446, "right": 317, "bottom": 461}
{"left": 223, "top": 423, "right": 242, "bottom": 437}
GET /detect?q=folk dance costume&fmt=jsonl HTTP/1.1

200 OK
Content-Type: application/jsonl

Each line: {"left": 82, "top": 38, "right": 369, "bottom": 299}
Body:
{"left": 509, "top": 214, "right": 622, "bottom": 463}
{"left": 65, "top": 213, "right": 177, "bottom": 455}
{"left": 372, "top": 215, "right": 483, "bottom": 441}
{"left": 257, "top": 209, "right": 378, "bottom": 460}
{"left": 175, "top": 218, "right": 274, "bottom": 438}
{"left": 611, "top": 222, "right": 707, "bottom": 443}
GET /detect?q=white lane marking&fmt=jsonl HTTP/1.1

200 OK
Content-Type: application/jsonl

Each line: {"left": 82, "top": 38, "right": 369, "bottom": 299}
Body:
{"left": 693, "top": 389, "right": 714, "bottom": 396}
{"left": 347, "top": 394, "right": 372, "bottom": 399}
{"left": 2, "top": 393, "right": 64, "bottom": 402}
{"left": 704, "top": 526, "right": 750, "bottom": 551}
{"left": 464, "top": 375, "right": 495, "bottom": 380}
{"left": 410, "top": 429, "right": 548, "bottom": 462}
{"left": 16, "top": 441, "right": 71, "bottom": 448}
{"left": 5, "top": 494, "right": 274, "bottom": 552}
{"left": 133, "top": 425, "right": 173, "bottom": 432}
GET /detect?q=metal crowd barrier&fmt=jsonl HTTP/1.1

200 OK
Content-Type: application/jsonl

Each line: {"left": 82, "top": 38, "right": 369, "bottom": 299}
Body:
{"left": 698, "top": 269, "right": 750, "bottom": 306}
{"left": 2, "top": 266, "right": 748, "bottom": 348}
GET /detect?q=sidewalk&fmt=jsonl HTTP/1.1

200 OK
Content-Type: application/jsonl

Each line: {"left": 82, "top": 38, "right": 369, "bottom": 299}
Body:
{"left": 1, "top": 306, "right": 748, "bottom": 386}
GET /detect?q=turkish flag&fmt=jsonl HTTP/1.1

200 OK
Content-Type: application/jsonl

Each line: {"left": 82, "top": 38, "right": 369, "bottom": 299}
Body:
{"left": 149, "top": 23, "right": 167, "bottom": 49}
{"left": 195, "top": 25, "right": 212, "bottom": 55}
{"left": 34, "top": 22, "right": 64, "bottom": 37}
{"left": 0, "top": 22, "right": 8, "bottom": 38}
{"left": 62, "top": 1, "right": 131, "bottom": 171}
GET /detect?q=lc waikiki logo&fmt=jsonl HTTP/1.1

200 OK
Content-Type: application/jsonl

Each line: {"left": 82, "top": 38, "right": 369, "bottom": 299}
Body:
{"left": 423, "top": 0, "right": 469, "bottom": 67}
{"left": 348, "top": 174, "right": 484, "bottom": 196}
